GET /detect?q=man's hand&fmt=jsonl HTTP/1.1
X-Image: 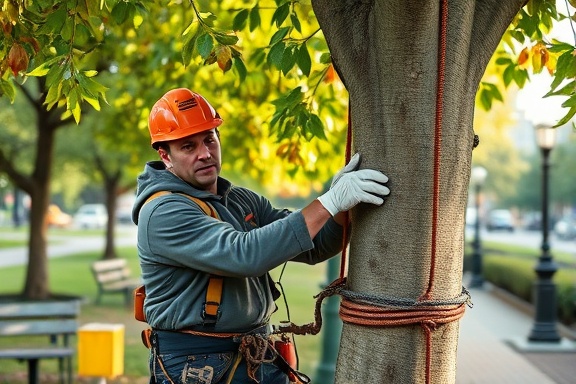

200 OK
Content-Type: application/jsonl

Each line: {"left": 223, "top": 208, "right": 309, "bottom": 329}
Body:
{"left": 317, "top": 154, "right": 390, "bottom": 216}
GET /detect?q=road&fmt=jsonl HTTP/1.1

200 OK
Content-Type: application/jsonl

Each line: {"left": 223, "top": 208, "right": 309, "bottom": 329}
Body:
{"left": 0, "top": 224, "right": 138, "bottom": 268}
{"left": 1, "top": 225, "right": 574, "bottom": 268}
{"left": 478, "top": 227, "right": 576, "bottom": 256}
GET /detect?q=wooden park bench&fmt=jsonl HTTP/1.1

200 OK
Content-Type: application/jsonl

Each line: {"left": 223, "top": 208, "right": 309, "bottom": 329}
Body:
{"left": 0, "top": 299, "right": 80, "bottom": 384}
{"left": 91, "top": 258, "right": 141, "bottom": 306}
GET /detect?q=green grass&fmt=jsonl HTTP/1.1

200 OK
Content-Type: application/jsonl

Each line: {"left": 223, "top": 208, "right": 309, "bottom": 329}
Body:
{"left": 483, "top": 240, "right": 576, "bottom": 266}
{"left": 0, "top": 246, "right": 329, "bottom": 383}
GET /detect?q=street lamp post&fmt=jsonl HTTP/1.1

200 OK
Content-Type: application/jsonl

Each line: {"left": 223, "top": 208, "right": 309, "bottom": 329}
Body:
{"left": 315, "top": 256, "right": 342, "bottom": 383}
{"left": 469, "top": 166, "right": 488, "bottom": 288}
{"left": 528, "top": 124, "right": 561, "bottom": 342}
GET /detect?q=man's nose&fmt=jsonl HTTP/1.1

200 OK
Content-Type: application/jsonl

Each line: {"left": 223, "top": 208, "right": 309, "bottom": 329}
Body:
{"left": 198, "top": 143, "right": 212, "bottom": 159}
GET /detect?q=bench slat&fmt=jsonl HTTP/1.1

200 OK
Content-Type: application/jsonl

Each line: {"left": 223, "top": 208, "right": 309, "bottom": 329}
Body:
{"left": 91, "top": 259, "right": 128, "bottom": 272}
{"left": 0, "top": 319, "right": 77, "bottom": 337}
{"left": 0, "top": 347, "right": 75, "bottom": 359}
{"left": 96, "top": 268, "right": 132, "bottom": 283}
{"left": 0, "top": 301, "right": 79, "bottom": 319}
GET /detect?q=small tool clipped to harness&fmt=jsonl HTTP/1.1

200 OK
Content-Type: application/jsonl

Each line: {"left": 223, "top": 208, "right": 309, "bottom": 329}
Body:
{"left": 274, "top": 334, "right": 297, "bottom": 381}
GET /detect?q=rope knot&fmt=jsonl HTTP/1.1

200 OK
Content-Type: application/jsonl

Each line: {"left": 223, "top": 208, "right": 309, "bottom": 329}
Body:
{"left": 238, "top": 334, "right": 274, "bottom": 383}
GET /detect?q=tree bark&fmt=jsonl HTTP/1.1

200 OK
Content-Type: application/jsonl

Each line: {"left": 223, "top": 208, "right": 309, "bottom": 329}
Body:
{"left": 95, "top": 152, "right": 121, "bottom": 260}
{"left": 311, "top": 0, "right": 525, "bottom": 382}
{"left": 8, "top": 78, "right": 74, "bottom": 300}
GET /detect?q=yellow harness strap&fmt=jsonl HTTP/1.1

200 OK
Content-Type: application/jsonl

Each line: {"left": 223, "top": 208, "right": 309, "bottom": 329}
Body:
{"left": 144, "top": 191, "right": 223, "bottom": 323}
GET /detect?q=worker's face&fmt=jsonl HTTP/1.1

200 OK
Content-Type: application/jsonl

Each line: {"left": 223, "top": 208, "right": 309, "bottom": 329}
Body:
{"left": 159, "top": 129, "right": 222, "bottom": 194}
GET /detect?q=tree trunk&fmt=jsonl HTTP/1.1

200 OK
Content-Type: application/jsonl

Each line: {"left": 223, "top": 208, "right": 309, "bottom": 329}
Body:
{"left": 23, "top": 108, "right": 56, "bottom": 299}
{"left": 94, "top": 152, "right": 122, "bottom": 260}
{"left": 103, "top": 174, "right": 120, "bottom": 260}
{"left": 311, "top": 0, "right": 525, "bottom": 382}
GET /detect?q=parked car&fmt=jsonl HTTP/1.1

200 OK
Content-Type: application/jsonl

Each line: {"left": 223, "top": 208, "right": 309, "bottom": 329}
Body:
{"left": 74, "top": 204, "right": 108, "bottom": 229}
{"left": 554, "top": 216, "right": 576, "bottom": 240}
{"left": 46, "top": 204, "right": 72, "bottom": 228}
{"left": 486, "top": 209, "right": 515, "bottom": 232}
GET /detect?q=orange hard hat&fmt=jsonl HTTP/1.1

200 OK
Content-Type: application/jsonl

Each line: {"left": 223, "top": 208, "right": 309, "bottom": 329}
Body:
{"left": 148, "top": 88, "right": 223, "bottom": 149}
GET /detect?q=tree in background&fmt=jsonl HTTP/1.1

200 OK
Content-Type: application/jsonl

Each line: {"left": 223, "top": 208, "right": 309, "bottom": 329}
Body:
{"left": 1, "top": 0, "right": 576, "bottom": 382}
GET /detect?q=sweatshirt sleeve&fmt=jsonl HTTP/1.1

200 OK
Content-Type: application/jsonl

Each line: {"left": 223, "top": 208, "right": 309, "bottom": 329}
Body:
{"left": 139, "top": 194, "right": 315, "bottom": 277}
{"left": 242, "top": 191, "right": 346, "bottom": 265}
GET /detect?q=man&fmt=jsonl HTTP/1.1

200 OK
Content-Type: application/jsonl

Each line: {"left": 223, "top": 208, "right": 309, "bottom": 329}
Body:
{"left": 132, "top": 88, "right": 390, "bottom": 383}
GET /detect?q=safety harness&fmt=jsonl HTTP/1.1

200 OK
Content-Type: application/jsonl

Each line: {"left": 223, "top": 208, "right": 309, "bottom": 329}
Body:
{"left": 134, "top": 191, "right": 310, "bottom": 383}
{"left": 134, "top": 191, "right": 224, "bottom": 327}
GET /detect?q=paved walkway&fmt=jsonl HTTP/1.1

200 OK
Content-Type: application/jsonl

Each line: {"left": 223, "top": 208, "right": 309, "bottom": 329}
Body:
{"left": 456, "top": 277, "right": 576, "bottom": 384}
{"left": 0, "top": 225, "right": 138, "bottom": 268}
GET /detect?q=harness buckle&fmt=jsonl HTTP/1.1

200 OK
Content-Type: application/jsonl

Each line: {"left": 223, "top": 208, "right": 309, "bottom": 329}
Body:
{"left": 201, "top": 301, "right": 221, "bottom": 325}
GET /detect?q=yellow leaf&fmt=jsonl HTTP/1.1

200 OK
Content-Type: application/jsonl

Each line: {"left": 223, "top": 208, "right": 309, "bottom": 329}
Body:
{"left": 83, "top": 70, "right": 98, "bottom": 78}
{"left": 84, "top": 95, "right": 101, "bottom": 111}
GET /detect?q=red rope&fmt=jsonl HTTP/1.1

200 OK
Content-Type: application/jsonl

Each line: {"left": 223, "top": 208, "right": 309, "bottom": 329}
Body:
{"left": 339, "top": 104, "right": 353, "bottom": 279}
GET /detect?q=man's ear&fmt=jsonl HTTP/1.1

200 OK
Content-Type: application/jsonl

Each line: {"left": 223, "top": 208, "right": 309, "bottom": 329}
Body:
{"left": 158, "top": 148, "right": 171, "bottom": 168}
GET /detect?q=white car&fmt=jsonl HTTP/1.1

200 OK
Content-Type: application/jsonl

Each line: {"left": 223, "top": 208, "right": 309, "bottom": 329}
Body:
{"left": 74, "top": 204, "right": 108, "bottom": 229}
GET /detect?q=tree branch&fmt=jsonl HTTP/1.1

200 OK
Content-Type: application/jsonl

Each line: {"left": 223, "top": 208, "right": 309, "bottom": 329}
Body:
{"left": 0, "top": 148, "right": 34, "bottom": 194}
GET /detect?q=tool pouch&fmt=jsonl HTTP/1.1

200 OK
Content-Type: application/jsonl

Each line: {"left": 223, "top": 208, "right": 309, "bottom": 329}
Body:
{"left": 134, "top": 285, "right": 146, "bottom": 322}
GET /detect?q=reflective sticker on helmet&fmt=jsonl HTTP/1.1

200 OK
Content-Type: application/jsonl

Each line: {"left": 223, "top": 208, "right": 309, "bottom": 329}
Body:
{"left": 178, "top": 97, "right": 198, "bottom": 111}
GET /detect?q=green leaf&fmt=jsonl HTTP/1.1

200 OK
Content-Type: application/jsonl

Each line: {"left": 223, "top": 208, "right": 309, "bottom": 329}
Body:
{"left": 249, "top": 7, "right": 261, "bottom": 32}
{"left": 233, "top": 57, "right": 247, "bottom": 82}
{"left": 111, "top": 1, "right": 131, "bottom": 25}
{"left": 281, "top": 45, "right": 296, "bottom": 75}
{"left": 214, "top": 32, "right": 238, "bottom": 46}
{"left": 503, "top": 65, "right": 514, "bottom": 87}
{"left": 199, "top": 12, "right": 217, "bottom": 27}
{"left": 545, "top": 80, "right": 576, "bottom": 97}
{"left": 561, "top": 94, "right": 576, "bottom": 108}
{"left": 196, "top": 33, "right": 214, "bottom": 60}
{"left": 45, "top": 61, "right": 67, "bottom": 88}
{"left": 61, "top": 17, "right": 74, "bottom": 41}
{"left": 554, "top": 106, "right": 576, "bottom": 127}
{"left": 296, "top": 44, "right": 311, "bottom": 77}
{"left": 290, "top": 12, "right": 301, "bottom": 33}
{"left": 233, "top": 9, "right": 249, "bottom": 31}
{"left": 306, "top": 113, "right": 327, "bottom": 140}
{"left": 270, "top": 27, "right": 290, "bottom": 45}
{"left": 267, "top": 42, "right": 285, "bottom": 69}
{"left": 37, "top": 6, "right": 66, "bottom": 35}
{"left": 0, "top": 79, "right": 16, "bottom": 102}
{"left": 44, "top": 82, "right": 62, "bottom": 110}
{"left": 513, "top": 69, "right": 528, "bottom": 88}
{"left": 495, "top": 57, "right": 513, "bottom": 65}
{"left": 182, "top": 23, "right": 200, "bottom": 65}
{"left": 272, "top": 3, "right": 290, "bottom": 27}
{"left": 479, "top": 88, "right": 491, "bottom": 110}
{"left": 319, "top": 53, "right": 332, "bottom": 64}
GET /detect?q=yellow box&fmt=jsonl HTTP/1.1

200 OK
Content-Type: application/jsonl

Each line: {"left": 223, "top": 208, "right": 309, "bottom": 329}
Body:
{"left": 78, "top": 323, "right": 125, "bottom": 378}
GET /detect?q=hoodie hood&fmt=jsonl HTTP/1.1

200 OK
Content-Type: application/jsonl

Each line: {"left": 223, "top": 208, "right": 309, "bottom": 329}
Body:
{"left": 131, "top": 161, "right": 221, "bottom": 224}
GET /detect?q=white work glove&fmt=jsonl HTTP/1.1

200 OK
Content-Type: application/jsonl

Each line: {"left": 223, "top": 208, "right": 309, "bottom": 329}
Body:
{"left": 317, "top": 153, "right": 390, "bottom": 216}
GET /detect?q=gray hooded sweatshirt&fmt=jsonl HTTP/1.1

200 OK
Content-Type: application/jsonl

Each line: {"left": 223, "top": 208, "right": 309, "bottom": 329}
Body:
{"left": 132, "top": 161, "right": 345, "bottom": 333}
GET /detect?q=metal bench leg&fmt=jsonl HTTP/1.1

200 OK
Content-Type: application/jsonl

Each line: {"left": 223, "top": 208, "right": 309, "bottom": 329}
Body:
{"left": 27, "top": 359, "right": 39, "bottom": 384}
{"left": 67, "top": 356, "right": 73, "bottom": 384}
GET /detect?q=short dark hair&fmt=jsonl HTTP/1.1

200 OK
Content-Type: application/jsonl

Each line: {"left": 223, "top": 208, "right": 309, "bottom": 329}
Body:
{"left": 153, "top": 128, "right": 219, "bottom": 152}
{"left": 155, "top": 142, "right": 170, "bottom": 152}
